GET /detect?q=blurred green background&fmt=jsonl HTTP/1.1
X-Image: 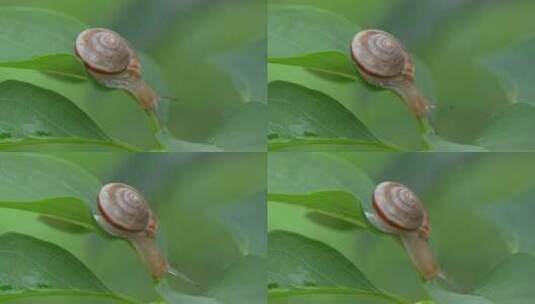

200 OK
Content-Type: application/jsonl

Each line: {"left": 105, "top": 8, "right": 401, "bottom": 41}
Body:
{"left": 0, "top": 152, "right": 266, "bottom": 303}
{"left": 0, "top": 0, "right": 266, "bottom": 150}
{"left": 268, "top": 0, "right": 534, "bottom": 149}
{"left": 269, "top": 152, "right": 535, "bottom": 303}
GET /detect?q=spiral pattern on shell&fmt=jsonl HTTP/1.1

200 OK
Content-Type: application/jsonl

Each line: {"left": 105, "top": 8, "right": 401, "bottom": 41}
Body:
{"left": 75, "top": 28, "right": 132, "bottom": 74}
{"left": 351, "top": 30, "right": 407, "bottom": 78}
{"left": 373, "top": 181, "right": 425, "bottom": 231}
{"left": 98, "top": 183, "right": 151, "bottom": 232}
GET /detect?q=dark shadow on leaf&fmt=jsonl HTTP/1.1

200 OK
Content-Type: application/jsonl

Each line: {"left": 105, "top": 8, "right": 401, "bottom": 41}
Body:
{"left": 37, "top": 216, "right": 93, "bottom": 234}
{"left": 306, "top": 68, "right": 356, "bottom": 83}
{"left": 267, "top": 133, "right": 279, "bottom": 140}
{"left": 41, "top": 71, "right": 88, "bottom": 83}
{"left": 306, "top": 212, "right": 360, "bottom": 231}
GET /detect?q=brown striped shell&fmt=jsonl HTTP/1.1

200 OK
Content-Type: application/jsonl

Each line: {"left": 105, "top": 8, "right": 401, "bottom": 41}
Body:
{"left": 74, "top": 28, "right": 159, "bottom": 110}
{"left": 373, "top": 182, "right": 428, "bottom": 235}
{"left": 75, "top": 28, "right": 134, "bottom": 74}
{"left": 351, "top": 30, "right": 414, "bottom": 87}
{"left": 98, "top": 183, "right": 152, "bottom": 233}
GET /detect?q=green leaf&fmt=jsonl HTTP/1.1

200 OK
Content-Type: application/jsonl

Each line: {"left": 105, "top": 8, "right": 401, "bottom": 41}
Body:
{"left": 426, "top": 253, "right": 535, "bottom": 304}
{"left": 155, "top": 129, "right": 223, "bottom": 152}
{"left": 0, "top": 6, "right": 169, "bottom": 101}
{"left": 0, "top": 54, "right": 86, "bottom": 80}
{"left": 205, "top": 255, "right": 266, "bottom": 304}
{"left": 269, "top": 191, "right": 365, "bottom": 228}
{"left": 0, "top": 54, "right": 171, "bottom": 152}
{"left": 0, "top": 232, "right": 136, "bottom": 303}
{"left": 476, "top": 103, "right": 535, "bottom": 151}
{"left": 425, "top": 133, "right": 487, "bottom": 152}
{"left": 0, "top": 153, "right": 101, "bottom": 229}
{"left": 269, "top": 151, "right": 374, "bottom": 199}
{"left": 268, "top": 230, "right": 375, "bottom": 290}
{"left": 212, "top": 39, "right": 267, "bottom": 103}
{"left": 0, "top": 7, "right": 87, "bottom": 78}
{"left": 155, "top": 281, "right": 221, "bottom": 304}
{"left": 156, "top": 255, "right": 266, "bottom": 304}
{"left": 269, "top": 138, "right": 399, "bottom": 151}
{"left": 0, "top": 8, "right": 168, "bottom": 118}
{"left": 268, "top": 231, "right": 403, "bottom": 303}
{"left": 480, "top": 37, "right": 535, "bottom": 105}
{"left": 426, "top": 283, "right": 491, "bottom": 304}
{"left": 268, "top": 5, "right": 358, "bottom": 79}
{"left": 268, "top": 5, "right": 356, "bottom": 57}
{"left": 268, "top": 81, "right": 375, "bottom": 139}
{"left": 213, "top": 193, "right": 267, "bottom": 256}
{"left": 268, "top": 81, "right": 393, "bottom": 151}
{"left": 267, "top": 5, "right": 454, "bottom": 152}
{"left": 415, "top": 116, "right": 486, "bottom": 152}
{"left": 209, "top": 102, "right": 267, "bottom": 152}
{"left": 270, "top": 51, "right": 357, "bottom": 80}
{"left": 483, "top": 190, "right": 535, "bottom": 254}
{"left": 0, "top": 7, "right": 168, "bottom": 104}
{"left": 0, "top": 198, "right": 95, "bottom": 231}
{"left": 0, "top": 80, "right": 139, "bottom": 151}
{"left": 269, "top": 152, "right": 374, "bottom": 226}
{"left": 474, "top": 253, "right": 535, "bottom": 304}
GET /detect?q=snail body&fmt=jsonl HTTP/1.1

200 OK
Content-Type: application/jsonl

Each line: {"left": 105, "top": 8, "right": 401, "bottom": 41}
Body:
{"left": 366, "top": 181, "right": 438, "bottom": 280}
{"left": 96, "top": 183, "right": 170, "bottom": 278}
{"left": 351, "top": 30, "right": 429, "bottom": 117}
{"left": 75, "top": 28, "right": 159, "bottom": 110}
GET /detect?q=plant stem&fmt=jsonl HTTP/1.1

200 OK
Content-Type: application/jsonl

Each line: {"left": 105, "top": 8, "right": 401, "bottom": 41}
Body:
{"left": 416, "top": 115, "right": 436, "bottom": 150}
{"left": 268, "top": 288, "right": 409, "bottom": 304}
{"left": 268, "top": 138, "right": 404, "bottom": 152}
{"left": 2, "top": 289, "right": 142, "bottom": 304}
{"left": 146, "top": 110, "right": 163, "bottom": 134}
{"left": 108, "top": 138, "right": 144, "bottom": 152}
{"left": 145, "top": 110, "right": 168, "bottom": 151}
{"left": 0, "top": 137, "right": 142, "bottom": 152}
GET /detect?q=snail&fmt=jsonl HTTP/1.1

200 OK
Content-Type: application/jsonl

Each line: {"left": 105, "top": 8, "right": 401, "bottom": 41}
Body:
{"left": 75, "top": 28, "right": 159, "bottom": 111}
{"left": 351, "top": 30, "right": 430, "bottom": 117}
{"left": 95, "top": 183, "right": 195, "bottom": 284}
{"left": 365, "top": 181, "right": 439, "bottom": 280}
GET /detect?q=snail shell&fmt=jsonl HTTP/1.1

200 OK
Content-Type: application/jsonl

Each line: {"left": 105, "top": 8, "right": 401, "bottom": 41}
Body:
{"left": 351, "top": 30, "right": 429, "bottom": 117}
{"left": 97, "top": 183, "right": 154, "bottom": 234}
{"left": 351, "top": 30, "right": 413, "bottom": 86}
{"left": 75, "top": 28, "right": 133, "bottom": 74}
{"left": 75, "top": 28, "right": 159, "bottom": 110}
{"left": 351, "top": 30, "right": 408, "bottom": 79}
{"left": 373, "top": 181, "right": 427, "bottom": 234}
